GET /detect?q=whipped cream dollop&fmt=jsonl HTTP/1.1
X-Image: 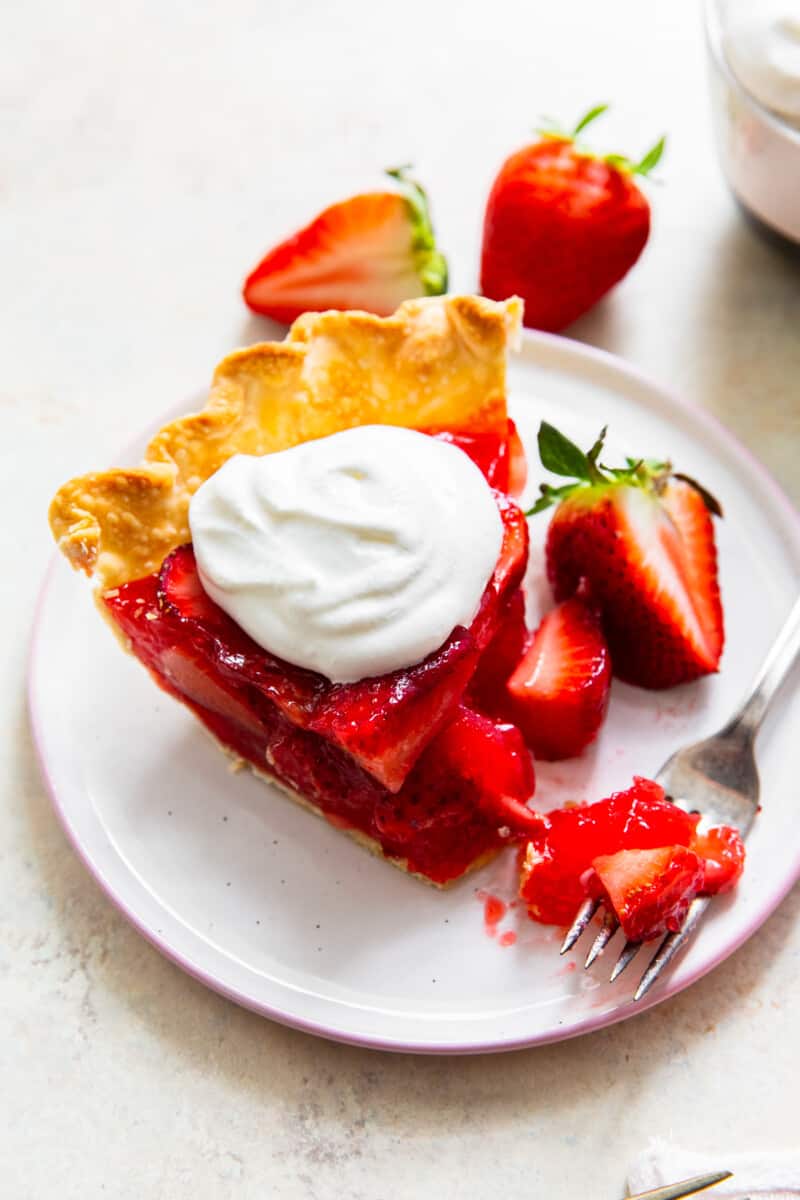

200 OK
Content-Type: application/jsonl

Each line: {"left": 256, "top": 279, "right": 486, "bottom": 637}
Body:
{"left": 723, "top": 0, "right": 800, "bottom": 126}
{"left": 188, "top": 425, "right": 503, "bottom": 683}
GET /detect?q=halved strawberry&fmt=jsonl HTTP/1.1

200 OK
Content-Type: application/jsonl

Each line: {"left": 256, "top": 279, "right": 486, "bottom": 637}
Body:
{"left": 505, "top": 597, "right": 611, "bottom": 760}
{"left": 530, "top": 422, "right": 724, "bottom": 689}
{"left": 587, "top": 845, "right": 706, "bottom": 942}
{"left": 243, "top": 168, "right": 448, "bottom": 323}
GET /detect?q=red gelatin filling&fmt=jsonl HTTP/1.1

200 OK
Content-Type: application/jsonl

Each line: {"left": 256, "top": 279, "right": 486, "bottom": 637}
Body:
{"left": 519, "top": 776, "right": 746, "bottom": 935}
{"left": 103, "top": 484, "right": 537, "bottom": 884}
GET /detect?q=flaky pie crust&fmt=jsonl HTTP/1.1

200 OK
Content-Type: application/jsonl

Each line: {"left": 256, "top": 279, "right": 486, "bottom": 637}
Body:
{"left": 49, "top": 294, "right": 522, "bottom": 590}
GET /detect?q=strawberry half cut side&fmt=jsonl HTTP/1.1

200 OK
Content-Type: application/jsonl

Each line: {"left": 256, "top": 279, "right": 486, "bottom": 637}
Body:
{"left": 243, "top": 167, "right": 448, "bottom": 323}
{"left": 530, "top": 421, "right": 724, "bottom": 689}
{"left": 505, "top": 596, "right": 611, "bottom": 760}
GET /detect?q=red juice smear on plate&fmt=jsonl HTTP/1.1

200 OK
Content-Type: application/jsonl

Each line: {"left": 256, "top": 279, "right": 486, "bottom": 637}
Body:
{"left": 477, "top": 890, "right": 508, "bottom": 937}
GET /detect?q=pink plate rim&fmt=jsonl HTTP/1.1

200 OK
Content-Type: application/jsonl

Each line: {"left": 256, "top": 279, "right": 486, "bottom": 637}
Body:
{"left": 27, "top": 327, "right": 800, "bottom": 1054}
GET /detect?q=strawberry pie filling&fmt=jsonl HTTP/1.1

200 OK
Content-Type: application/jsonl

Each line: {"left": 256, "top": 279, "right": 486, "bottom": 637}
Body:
{"left": 103, "top": 430, "right": 542, "bottom": 884}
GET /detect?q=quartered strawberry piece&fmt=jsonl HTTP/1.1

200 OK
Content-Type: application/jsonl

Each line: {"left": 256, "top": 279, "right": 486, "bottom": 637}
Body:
{"left": 243, "top": 168, "right": 448, "bottom": 323}
{"left": 529, "top": 422, "right": 724, "bottom": 689}
{"left": 505, "top": 596, "right": 611, "bottom": 760}
{"left": 586, "top": 845, "right": 706, "bottom": 942}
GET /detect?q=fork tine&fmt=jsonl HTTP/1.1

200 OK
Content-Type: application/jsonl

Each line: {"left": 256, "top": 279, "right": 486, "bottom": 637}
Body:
{"left": 634, "top": 896, "right": 712, "bottom": 1001}
{"left": 560, "top": 896, "right": 599, "bottom": 954}
{"left": 585, "top": 908, "right": 619, "bottom": 967}
{"left": 610, "top": 938, "right": 642, "bottom": 982}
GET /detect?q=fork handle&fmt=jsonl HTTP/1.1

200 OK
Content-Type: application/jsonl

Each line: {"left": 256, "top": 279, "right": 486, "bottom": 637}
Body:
{"left": 722, "top": 594, "right": 800, "bottom": 741}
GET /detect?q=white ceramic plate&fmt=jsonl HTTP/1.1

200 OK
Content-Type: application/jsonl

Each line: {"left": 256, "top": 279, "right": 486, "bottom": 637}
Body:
{"left": 29, "top": 332, "right": 800, "bottom": 1053}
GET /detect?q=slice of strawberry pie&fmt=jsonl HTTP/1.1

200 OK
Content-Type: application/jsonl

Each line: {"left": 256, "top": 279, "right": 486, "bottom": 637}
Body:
{"left": 49, "top": 295, "right": 542, "bottom": 884}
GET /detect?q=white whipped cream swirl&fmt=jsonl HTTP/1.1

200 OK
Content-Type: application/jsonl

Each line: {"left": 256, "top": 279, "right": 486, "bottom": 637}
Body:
{"left": 188, "top": 425, "right": 503, "bottom": 683}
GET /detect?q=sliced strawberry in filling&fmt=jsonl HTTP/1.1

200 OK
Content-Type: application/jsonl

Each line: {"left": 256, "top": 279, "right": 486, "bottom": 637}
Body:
{"left": 105, "top": 572, "right": 537, "bottom": 882}
{"left": 432, "top": 705, "right": 542, "bottom": 836}
{"left": 152, "top": 491, "right": 527, "bottom": 793}
{"left": 102, "top": 486, "right": 535, "bottom": 882}
{"left": 432, "top": 429, "right": 507, "bottom": 492}
{"left": 468, "top": 587, "right": 528, "bottom": 715}
{"left": 431, "top": 419, "right": 525, "bottom": 496}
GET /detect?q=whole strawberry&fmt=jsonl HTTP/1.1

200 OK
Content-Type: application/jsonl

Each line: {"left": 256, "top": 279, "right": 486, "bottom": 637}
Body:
{"left": 530, "top": 421, "right": 724, "bottom": 689}
{"left": 481, "top": 105, "right": 665, "bottom": 331}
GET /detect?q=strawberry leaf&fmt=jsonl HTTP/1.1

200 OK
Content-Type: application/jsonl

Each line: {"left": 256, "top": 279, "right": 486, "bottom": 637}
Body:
{"left": 572, "top": 103, "right": 609, "bottom": 138}
{"left": 634, "top": 135, "right": 667, "bottom": 177}
{"left": 537, "top": 422, "right": 592, "bottom": 480}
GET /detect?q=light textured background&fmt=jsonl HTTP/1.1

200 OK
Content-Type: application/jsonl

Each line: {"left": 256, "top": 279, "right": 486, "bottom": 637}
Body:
{"left": 3, "top": 2, "right": 799, "bottom": 1197}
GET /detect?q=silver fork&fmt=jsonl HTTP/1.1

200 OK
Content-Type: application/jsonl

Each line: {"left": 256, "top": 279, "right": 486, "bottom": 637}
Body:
{"left": 561, "top": 595, "right": 800, "bottom": 1001}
